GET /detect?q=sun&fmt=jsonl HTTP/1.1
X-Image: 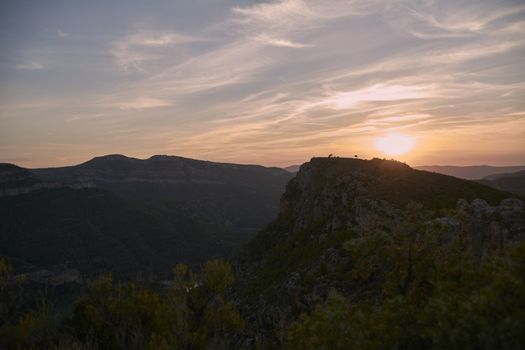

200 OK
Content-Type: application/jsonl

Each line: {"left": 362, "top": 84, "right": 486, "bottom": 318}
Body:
{"left": 374, "top": 132, "right": 415, "bottom": 156}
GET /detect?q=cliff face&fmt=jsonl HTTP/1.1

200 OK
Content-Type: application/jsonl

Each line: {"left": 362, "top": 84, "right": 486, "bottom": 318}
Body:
{"left": 1, "top": 163, "right": 43, "bottom": 196}
{"left": 31, "top": 155, "right": 294, "bottom": 231}
{"left": 277, "top": 157, "right": 518, "bottom": 236}
{"left": 32, "top": 154, "right": 290, "bottom": 187}
{"left": 235, "top": 157, "right": 525, "bottom": 347}
{"left": 0, "top": 163, "right": 94, "bottom": 197}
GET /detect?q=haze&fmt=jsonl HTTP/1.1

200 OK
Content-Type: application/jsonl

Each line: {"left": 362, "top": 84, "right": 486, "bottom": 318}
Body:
{"left": 1, "top": 0, "right": 524, "bottom": 168}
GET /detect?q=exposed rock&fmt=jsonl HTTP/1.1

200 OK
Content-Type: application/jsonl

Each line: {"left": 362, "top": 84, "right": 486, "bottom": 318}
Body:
{"left": 235, "top": 157, "right": 525, "bottom": 347}
{"left": 24, "top": 268, "right": 81, "bottom": 286}
{"left": 454, "top": 198, "right": 525, "bottom": 255}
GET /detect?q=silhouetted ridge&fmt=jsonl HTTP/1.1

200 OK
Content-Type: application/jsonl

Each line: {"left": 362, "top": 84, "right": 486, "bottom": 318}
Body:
{"left": 478, "top": 169, "right": 525, "bottom": 196}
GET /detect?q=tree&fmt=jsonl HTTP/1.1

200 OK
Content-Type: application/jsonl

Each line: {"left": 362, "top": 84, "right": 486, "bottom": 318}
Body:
{"left": 285, "top": 204, "right": 525, "bottom": 349}
{"left": 65, "top": 260, "right": 243, "bottom": 350}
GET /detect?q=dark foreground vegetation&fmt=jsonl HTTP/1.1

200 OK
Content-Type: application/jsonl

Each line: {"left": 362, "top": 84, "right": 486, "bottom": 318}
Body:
{"left": 2, "top": 218, "right": 524, "bottom": 349}
{"left": 1, "top": 258, "right": 243, "bottom": 349}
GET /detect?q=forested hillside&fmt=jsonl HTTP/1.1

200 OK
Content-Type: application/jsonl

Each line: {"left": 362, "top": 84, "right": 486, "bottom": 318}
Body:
{"left": 1, "top": 157, "right": 524, "bottom": 349}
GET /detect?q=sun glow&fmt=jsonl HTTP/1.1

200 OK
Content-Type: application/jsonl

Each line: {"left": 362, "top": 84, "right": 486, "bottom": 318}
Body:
{"left": 374, "top": 132, "right": 415, "bottom": 156}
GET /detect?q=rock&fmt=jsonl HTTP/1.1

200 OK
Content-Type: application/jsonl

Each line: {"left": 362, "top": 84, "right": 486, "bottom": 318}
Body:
{"left": 454, "top": 198, "right": 525, "bottom": 255}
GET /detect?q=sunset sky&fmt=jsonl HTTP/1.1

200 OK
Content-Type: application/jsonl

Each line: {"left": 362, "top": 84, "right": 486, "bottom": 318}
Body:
{"left": 1, "top": 0, "right": 524, "bottom": 168}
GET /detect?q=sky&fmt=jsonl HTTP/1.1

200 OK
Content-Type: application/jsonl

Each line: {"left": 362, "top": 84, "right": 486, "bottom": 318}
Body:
{"left": 1, "top": 0, "right": 524, "bottom": 168}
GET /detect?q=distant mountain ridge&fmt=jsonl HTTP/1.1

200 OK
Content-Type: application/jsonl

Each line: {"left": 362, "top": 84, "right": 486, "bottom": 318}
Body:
{"left": 0, "top": 155, "right": 294, "bottom": 277}
{"left": 284, "top": 164, "right": 301, "bottom": 173}
{"left": 477, "top": 170, "right": 525, "bottom": 196}
{"left": 31, "top": 154, "right": 293, "bottom": 231}
{"left": 415, "top": 164, "right": 525, "bottom": 180}
{"left": 0, "top": 163, "right": 93, "bottom": 197}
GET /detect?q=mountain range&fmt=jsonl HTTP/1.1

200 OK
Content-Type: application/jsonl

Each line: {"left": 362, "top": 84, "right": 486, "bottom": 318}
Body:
{"left": 0, "top": 155, "right": 293, "bottom": 277}
{"left": 477, "top": 169, "right": 525, "bottom": 196}
{"left": 1, "top": 155, "right": 524, "bottom": 348}
{"left": 415, "top": 164, "right": 525, "bottom": 180}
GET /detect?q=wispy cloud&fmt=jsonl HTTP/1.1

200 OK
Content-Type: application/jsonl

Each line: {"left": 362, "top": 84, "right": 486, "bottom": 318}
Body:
{"left": 56, "top": 28, "right": 69, "bottom": 38}
{"left": 322, "top": 84, "right": 429, "bottom": 109}
{"left": 253, "top": 34, "right": 312, "bottom": 48}
{"left": 119, "top": 96, "right": 171, "bottom": 110}
{"left": 111, "top": 31, "right": 203, "bottom": 72}
{"left": 15, "top": 61, "right": 44, "bottom": 70}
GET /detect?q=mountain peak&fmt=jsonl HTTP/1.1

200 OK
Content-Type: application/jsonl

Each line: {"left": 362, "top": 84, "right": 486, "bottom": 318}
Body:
{"left": 89, "top": 154, "right": 137, "bottom": 162}
{"left": 279, "top": 157, "right": 514, "bottom": 228}
{"left": 148, "top": 154, "right": 183, "bottom": 160}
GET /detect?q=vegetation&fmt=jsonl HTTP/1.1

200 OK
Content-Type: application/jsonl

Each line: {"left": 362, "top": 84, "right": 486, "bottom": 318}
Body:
{"left": 478, "top": 170, "right": 525, "bottom": 196}
{"left": 285, "top": 205, "right": 525, "bottom": 349}
{"left": 304, "top": 157, "right": 516, "bottom": 209}
{"left": 1, "top": 156, "right": 293, "bottom": 278}
{"left": 0, "top": 258, "right": 243, "bottom": 349}
{"left": 0, "top": 187, "right": 244, "bottom": 277}
{"left": 2, "top": 157, "right": 524, "bottom": 349}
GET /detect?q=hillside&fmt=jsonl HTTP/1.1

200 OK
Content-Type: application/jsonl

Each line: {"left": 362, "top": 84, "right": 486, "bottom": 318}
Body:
{"left": 0, "top": 163, "right": 56, "bottom": 196}
{"left": 415, "top": 164, "right": 525, "bottom": 179}
{"left": 284, "top": 164, "right": 301, "bottom": 173}
{"left": 2, "top": 157, "right": 524, "bottom": 349}
{"left": 478, "top": 169, "right": 525, "bottom": 196}
{"left": 235, "top": 157, "right": 525, "bottom": 347}
{"left": 32, "top": 154, "right": 293, "bottom": 231}
{"left": 0, "top": 185, "right": 242, "bottom": 278}
{"left": 1, "top": 155, "right": 293, "bottom": 277}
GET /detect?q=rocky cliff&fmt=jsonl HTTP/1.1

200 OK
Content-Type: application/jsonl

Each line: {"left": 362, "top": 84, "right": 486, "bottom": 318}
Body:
{"left": 234, "top": 157, "right": 524, "bottom": 347}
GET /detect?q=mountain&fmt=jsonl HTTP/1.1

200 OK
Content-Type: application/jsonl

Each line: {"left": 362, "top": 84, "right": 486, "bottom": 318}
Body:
{"left": 284, "top": 164, "right": 301, "bottom": 173}
{"left": 32, "top": 154, "right": 293, "bottom": 232}
{"left": 415, "top": 164, "right": 525, "bottom": 179}
{"left": 3, "top": 157, "right": 525, "bottom": 349}
{"left": 477, "top": 169, "right": 525, "bottom": 196}
{"left": 234, "top": 157, "right": 524, "bottom": 347}
{"left": 0, "top": 168, "right": 239, "bottom": 277}
{"left": 1, "top": 155, "right": 293, "bottom": 277}
{"left": 0, "top": 163, "right": 57, "bottom": 196}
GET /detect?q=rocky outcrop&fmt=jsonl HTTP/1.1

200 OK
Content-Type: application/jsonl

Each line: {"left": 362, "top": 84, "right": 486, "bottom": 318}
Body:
{"left": 235, "top": 157, "right": 525, "bottom": 347}
{"left": 24, "top": 268, "right": 82, "bottom": 286}
{"left": 0, "top": 163, "right": 94, "bottom": 197}
{"left": 280, "top": 160, "right": 399, "bottom": 235}
{"left": 454, "top": 198, "right": 525, "bottom": 255}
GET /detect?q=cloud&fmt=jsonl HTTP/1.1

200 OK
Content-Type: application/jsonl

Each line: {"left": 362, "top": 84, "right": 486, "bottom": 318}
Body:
{"left": 111, "top": 31, "right": 202, "bottom": 72}
{"left": 231, "top": 0, "right": 317, "bottom": 29}
{"left": 389, "top": 1, "right": 525, "bottom": 40}
{"left": 119, "top": 96, "right": 171, "bottom": 110}
{"left": 323, "top": 84, "right": 429, "bottom": 109}
{"left": 253, "top": 34, "right": 312, "bottom": 48}
{"left": 15, "top": 61, "right": 44, "bottom": 70}
{"left": 56, "top": 29, "right": 69, "bottom": 38}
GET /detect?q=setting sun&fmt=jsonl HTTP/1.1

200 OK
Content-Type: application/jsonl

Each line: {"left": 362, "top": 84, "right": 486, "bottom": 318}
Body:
{"left": 374, "top": 132, "right": 415, "bottom": 156}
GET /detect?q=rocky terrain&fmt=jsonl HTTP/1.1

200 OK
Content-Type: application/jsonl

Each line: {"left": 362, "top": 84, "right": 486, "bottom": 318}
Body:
{"left": 2, "top": 156, "right": 524, "bottom": 349}
{"left": 234, "top": 157, "right": 525, "bottom": 347}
